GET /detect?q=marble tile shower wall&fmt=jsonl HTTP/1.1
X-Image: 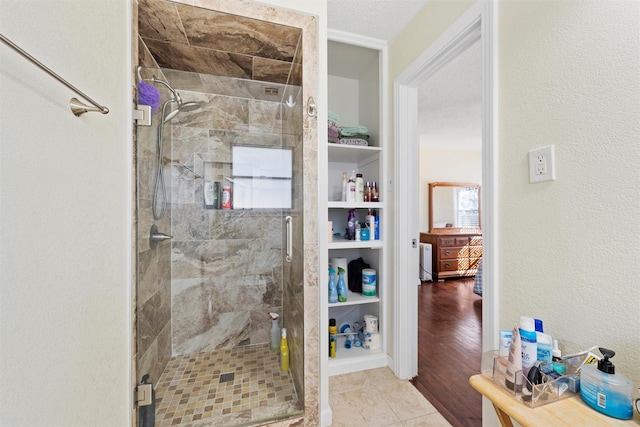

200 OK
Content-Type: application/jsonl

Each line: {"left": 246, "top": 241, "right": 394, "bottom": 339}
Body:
{"left": 168, "top": 80, "right": 303, "bottom": 359}
{"left": 137, "top": 76, "right": 174, "bottom": 386}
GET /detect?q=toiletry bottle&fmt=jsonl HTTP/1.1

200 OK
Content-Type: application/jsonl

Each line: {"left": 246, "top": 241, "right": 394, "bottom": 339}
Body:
{"left": 346, "top": 172, "right": 356, "bottom": 202}
{"left": 355, "top": 173, "right": 364, "bottom": 202}
{"left": 346, "top": 209, "right": 356, "bottom": 240}
{"left": 337, "top": 267, "right": 348, "bottom": 302}
{"left": 328, "top": 267, "right": 338, "bottom": 303}
{"left": 536, "top": 332, "right": 553, "bottom": 363}
{"left": 329, "top": 319, "right": 337, "bottom": 358}
{"left": 280, "top": 328, "right": 289, "bottom": 371}
{"left": 269, "top": 312, "right": 280, "bottom": 351}
{"left": 364, "top": 181, "right": 372, "bottom": 202}
{"left": 355, "top": 222, "right": 361, "bottom": 241}
{"left": 373, "top": 210, "right": 379, "bottom": 240}
{"left": 366, "top": 209, "right": 375, "bottom": 237}
{"left": 341, "top": 172, "right": 348, "bottom": 202}
{"left": 519, "top": 316, "right": 537, "bottom": 375}
{"left": 371, "top": 181, "right": 379, "bottom": 202}
{"left": 580, "top": 348, "right": 634, "bottom": 419}
{"left": 222, "top": 184, "right": 232, "bottom": 209}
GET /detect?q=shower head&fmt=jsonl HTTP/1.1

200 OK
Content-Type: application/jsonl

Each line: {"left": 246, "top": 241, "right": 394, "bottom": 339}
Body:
{"left": 162, "top": 100, "right": 202, "bottom": 123}
{"left": 151, "top": 76, "right": 182, "bottom": 104}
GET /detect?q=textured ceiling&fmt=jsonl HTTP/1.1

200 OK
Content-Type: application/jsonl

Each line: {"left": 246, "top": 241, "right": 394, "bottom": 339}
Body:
{"left": 327, "top": 0, "right": 429, "bottom": 42}
{"left": 328, "top": 0, "right": 482, "bottom": 150}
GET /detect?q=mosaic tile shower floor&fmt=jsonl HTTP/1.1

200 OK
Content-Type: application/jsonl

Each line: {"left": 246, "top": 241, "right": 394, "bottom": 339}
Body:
{"left": 155, "top": 344, "right": 302, "bottom": 427}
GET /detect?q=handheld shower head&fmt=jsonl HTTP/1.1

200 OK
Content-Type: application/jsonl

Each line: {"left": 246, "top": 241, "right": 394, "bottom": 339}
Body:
{"left": 151, "top": 76, "right": 182, "bottom": 104}
{"left": 162, "top": 100, "right": 202, "bottom": 123}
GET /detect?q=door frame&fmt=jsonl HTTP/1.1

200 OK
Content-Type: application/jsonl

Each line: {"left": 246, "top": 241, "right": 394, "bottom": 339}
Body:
{"left": 393, "top": 0, "right": 498, "bottom": 380}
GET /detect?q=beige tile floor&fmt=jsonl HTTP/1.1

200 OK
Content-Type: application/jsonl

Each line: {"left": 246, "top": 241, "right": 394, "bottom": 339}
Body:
{"left": 330, "top": 367, "right": 452, "bottom": 427}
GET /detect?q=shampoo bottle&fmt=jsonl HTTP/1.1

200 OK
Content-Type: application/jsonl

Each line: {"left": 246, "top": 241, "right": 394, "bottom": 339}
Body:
{"left": 337, "top": 267, "right": 347, "bottom": 302}
{"left": 280, "top": 328, "right": 289, "bottom": 371}
{"left": 269, "top": 312, "right": 280, "bottom": 351}
{"left": 519, "top": 316, "right": 537, "bottom": 375}
{"left": 580, "top": 348, "right": 634, "bottom": 419}
{"left": 328, "top": 267, "right": 338, "bottom": 303}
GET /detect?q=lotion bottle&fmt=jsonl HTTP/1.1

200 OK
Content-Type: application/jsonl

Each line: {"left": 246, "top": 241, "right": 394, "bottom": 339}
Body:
{"left": 580, "top": 348, "right": 634, "bottom": 419}
{"left": 280, "top": 328, "right": 290, "bottom": 371}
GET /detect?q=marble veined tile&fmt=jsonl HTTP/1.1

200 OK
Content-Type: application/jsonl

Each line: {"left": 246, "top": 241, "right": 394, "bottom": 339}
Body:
{"left": 253, "top": 57, "right": 296, "bottom": 85}
{"left": 138, "top": 0, "right": 188, "bottom": 43}
{"left": 329, "top": 387, "right": 400, "bottom": 427}
{"left": 142, "top": 38, "right": 253, "bottom": 79}
{"left": 175, "top": 3, "right": 301, "bottom": 62}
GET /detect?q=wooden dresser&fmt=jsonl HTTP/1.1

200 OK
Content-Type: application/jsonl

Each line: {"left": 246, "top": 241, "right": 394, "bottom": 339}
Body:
{"left": 420, "top": 231, "right": 482, "bottom": 281}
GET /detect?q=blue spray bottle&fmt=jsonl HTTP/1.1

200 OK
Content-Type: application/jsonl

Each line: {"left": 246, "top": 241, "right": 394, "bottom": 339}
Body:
{"left": 337, "top": 266, "right": 348, "bottom": 302}
{"left": 328, "top": 267, "right": 338, "bottom": 303}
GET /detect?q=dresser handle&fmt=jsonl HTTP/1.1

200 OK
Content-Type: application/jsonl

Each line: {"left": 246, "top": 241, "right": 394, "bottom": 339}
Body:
{"left": 444, "top": 263, "right": 451, "bottom": 268}
{"left": 444, "top": 250, "right": 451, "bottom": 256}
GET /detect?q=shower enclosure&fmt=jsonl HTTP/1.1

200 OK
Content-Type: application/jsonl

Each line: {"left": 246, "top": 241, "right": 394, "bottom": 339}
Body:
{"left": 135, "top": 66, "right": 305, "bottom": 427}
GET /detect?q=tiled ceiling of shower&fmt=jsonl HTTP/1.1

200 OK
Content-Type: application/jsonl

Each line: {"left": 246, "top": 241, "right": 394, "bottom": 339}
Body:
{"left": 138, "top": 0, "right": 302, "bottom": 85}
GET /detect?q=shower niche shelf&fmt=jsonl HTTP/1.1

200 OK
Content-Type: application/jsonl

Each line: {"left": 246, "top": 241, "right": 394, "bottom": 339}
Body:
{"left": 325, "top": 34, "right": 388, "bottom": 377}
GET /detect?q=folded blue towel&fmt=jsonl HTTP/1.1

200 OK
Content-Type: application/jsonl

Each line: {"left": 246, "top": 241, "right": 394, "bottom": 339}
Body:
{"left": 339, "top": 126, "right": 368, "bottom": 137}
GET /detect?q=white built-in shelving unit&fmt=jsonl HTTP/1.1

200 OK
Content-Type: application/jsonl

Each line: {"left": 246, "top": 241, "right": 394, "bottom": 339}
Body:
{"left": 325, "top": 33, "right": 388, "bottom": 376}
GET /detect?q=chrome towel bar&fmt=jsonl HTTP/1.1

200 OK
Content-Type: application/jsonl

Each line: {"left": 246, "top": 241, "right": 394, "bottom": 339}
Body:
{"left": 0, "top": 32, "right": 109, "bottom": 117}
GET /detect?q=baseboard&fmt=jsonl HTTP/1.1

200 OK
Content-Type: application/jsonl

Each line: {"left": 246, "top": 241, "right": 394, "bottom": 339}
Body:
{"left": 321, "top": 407, "right": 333, "bottom": 427}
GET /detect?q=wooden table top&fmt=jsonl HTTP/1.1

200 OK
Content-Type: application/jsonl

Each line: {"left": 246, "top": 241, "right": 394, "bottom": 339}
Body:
{"left": 469, "top": 374, "right": 640, "bottom": 426}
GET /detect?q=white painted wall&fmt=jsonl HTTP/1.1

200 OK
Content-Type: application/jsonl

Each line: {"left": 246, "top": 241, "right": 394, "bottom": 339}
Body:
{"left": 0, "top": 0, "right": 132, "bottom": 425}
{"left": 499, "top": 0, "right": 640, "bottom": 384}
{"left": 419, "top": 147, "right": 481, "bottom": 231}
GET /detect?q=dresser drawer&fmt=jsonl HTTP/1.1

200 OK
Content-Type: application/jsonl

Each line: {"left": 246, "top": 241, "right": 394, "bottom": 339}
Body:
{"left": 439, "top": 258, "right": 471, "bottom": 271}
{"left": 469, "top": 245, "right": 483, "bottom": 258}
{"left": 438, "top": 237, "right": 457, "bottom": 246}
{"left": 454, "top": 237, "right": 470, "bottom": 246}
{"left": 439, "top": 246, "right": 469, "bottom": 260}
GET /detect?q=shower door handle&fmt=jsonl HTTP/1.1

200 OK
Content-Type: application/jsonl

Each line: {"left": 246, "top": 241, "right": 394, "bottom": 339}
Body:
{"left": 285, "top": 215, "right": 292, "bottom": 263}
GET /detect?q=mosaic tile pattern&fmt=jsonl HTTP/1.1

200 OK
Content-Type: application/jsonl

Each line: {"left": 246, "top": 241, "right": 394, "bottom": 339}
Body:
{"left": 155, "top": 344, "right": 302, "bottom": 426}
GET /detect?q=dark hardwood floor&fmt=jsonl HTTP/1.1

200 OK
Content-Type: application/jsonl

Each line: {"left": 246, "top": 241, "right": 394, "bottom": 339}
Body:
{"left": 410, "top": 278, "right": 483, "bottom": 427}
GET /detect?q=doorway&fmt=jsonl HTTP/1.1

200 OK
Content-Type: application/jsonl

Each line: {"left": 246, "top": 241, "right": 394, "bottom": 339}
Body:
{"left": 393, "top": 0, "right": 497, "bottom": 414}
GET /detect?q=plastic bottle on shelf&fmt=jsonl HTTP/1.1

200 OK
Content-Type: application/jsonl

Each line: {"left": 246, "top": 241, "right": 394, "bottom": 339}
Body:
{"left": 355, "top": 222, "right": 361, "bottom": 241}
{"left": 371, "top": 181, "right": 379, "bottom": 202}
{"left": 341, "top": 171, "right": 348, "bottom": 202}
{"left": 346, "top": 172, "right": 356, "bottom": 202}
{"left": 366, "top": 209, "right": 375, "bottom": 237}
{"left": 346, "top": 209, "right": 356, "bottom": 240}
{"left": 328, "top": 267, "right": 338, "bottom": 303}
{"left": 364, "top": 181, "right": 372, "bottom": 202}
{"left": 355, "top": 173, "right": 364, "bottom": 202}
{"left": 373, "top": 210, "right": 379, "bottom": 240}
{"left": 337, "top": 267, "right": 348, "bottom": 302}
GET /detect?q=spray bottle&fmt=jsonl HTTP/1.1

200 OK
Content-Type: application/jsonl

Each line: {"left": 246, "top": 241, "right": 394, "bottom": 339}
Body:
{"left": 337, "top": 266, "right": 348, "bottom": 302}
{"left": 328, "top": 267, "right": 338, "bottom": 303}
{"left": 269, "top": 313, "right": 280, "bottom": 351}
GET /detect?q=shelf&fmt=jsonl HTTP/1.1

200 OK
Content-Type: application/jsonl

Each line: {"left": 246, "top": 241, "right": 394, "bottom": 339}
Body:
{"left": 328, "top": 238, "right": 383, "bottom": 249}
{"left": 328, "top": 291, "right": 379, "bottom": 307}
{"left": 328, "top": 143, "right": 381, "bottom": 163}
{"left": 328, "top": 336, "right": 387, "bottom": 376}
{"left": 327, "top": 201, "right": 383, "bottom": 209}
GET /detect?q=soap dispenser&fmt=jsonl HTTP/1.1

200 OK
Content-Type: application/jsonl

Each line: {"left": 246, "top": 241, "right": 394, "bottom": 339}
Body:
{"left": 580, "top": 347, "right": 634, "bottom": 419}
